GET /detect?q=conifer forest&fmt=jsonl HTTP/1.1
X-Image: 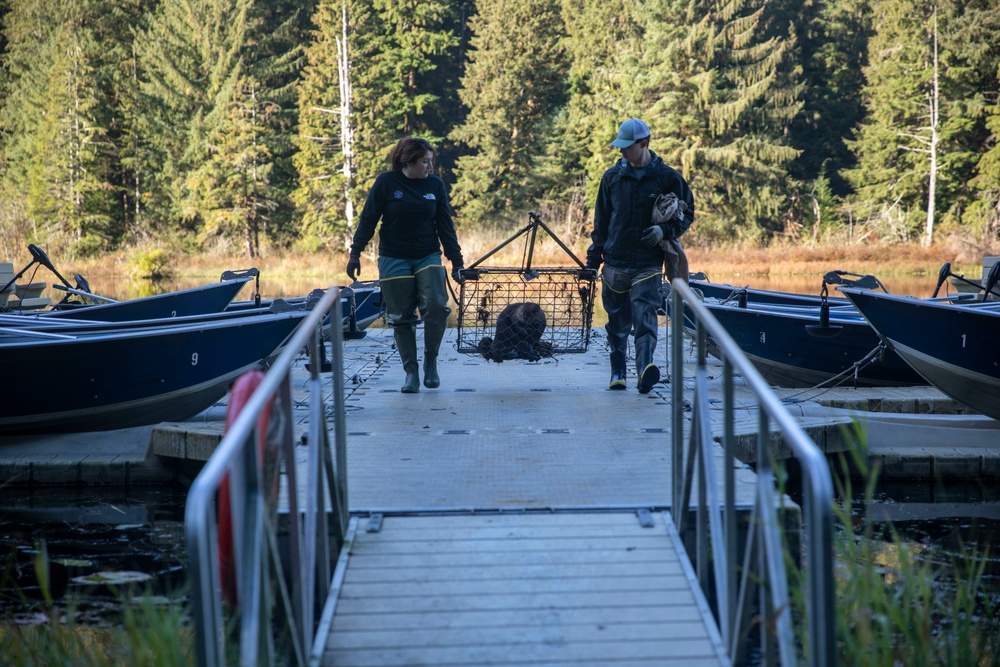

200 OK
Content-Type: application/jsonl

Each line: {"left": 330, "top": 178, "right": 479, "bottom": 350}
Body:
{"left": 0, "top": 0, "right": 998, "bottom": 260}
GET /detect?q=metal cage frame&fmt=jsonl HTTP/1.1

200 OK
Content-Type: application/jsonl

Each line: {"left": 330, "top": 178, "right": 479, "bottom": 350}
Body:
{"left": 455, "top": 212, "right": 597, "bottom": 356}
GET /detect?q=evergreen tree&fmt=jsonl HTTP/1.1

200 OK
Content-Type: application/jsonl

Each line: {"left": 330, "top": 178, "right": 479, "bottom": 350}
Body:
{"left": 243, "top": 0, "right": 315, "bottom": 247}
{"left": 788, "top": 0, "right": 870, "bottom": 196}
{"left": 292, "top": 0, "right": 350, "bottom": 251}
{"left": 137, "top": 0, "right": 231, "bottom": 235}
{"left": 294, "top": 0, "right": 461, "bottom": 250}
{"left": 971, "top": 93, "right": 1000, "bottom": 240}
{"left": 943, "top": 1, "right": 1000, "bottom": 239}
{"left": 350, "top": 0, "right": 460, "bottom": 197}
{"left": 139, "top": 0, "right": 308, "bottom": 254}
{"left": 449, "top": 0, "right": 568, "bottom": 226}
{"left": 557, "top": 0, "right": 645, "bottom": 207}
{"left": 0, "top": 0, "right": 148, "bottom": 254}
{"left": 846, "top": 0, "right": 938, "bottom": 242}
{"left": 194, "top": 77, "right": 281, "bottom": 258}
{"left": 294, "top": 0, "right": 461, "bottom": 247}
{"left": 640, "top": 0, "right": 803, "bottom": 243}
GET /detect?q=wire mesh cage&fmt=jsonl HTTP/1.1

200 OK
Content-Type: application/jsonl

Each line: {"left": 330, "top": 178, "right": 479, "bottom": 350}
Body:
{"left": 455, "top": 212, "right": 597, "bottom": 358}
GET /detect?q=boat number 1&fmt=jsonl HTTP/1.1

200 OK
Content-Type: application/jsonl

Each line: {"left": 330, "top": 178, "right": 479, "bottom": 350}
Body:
{"left": 961, "top": 334, "right": 966, "bottom": 348}
{"left": 191, "top": 353, "right": 199, "bottom": 366}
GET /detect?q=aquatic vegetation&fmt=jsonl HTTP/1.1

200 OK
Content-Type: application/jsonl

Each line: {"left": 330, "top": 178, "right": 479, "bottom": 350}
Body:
{"left": 831, "top": 424, "right": 1000, "bottom": 667}
{"left": 0, "top": 543, "right": 193, "bottom": 667}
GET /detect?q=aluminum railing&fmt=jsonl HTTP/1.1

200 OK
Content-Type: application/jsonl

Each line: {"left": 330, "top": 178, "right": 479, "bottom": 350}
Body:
{"left": 669, "top": 280, "right": 836, "bottom": 666}
{"left": 185, "top": 287, "right": 349, "bottom": 667}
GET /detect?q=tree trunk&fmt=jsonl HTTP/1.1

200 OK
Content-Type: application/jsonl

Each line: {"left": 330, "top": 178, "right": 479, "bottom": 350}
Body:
{"left": 338, "top": 0, "right": 355, "bottom": 246}
{"left": 924, "top": 11, "right": 940, "bottom": 248}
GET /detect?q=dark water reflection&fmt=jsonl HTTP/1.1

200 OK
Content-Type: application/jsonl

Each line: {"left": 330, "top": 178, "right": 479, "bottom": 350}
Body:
{"left": 782, "top": 471, "right": 1000, "bottom": 594}
{"left": 862, "top": 485, "right": 999, "bottom": 579}
{"left": 0, "top": 486, "right": 187, "bottom": 624}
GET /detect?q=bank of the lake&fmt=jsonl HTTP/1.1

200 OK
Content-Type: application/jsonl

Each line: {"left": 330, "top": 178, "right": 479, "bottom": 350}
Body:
{"left": 23, "top": 240, "right": 991, "bottom": 304}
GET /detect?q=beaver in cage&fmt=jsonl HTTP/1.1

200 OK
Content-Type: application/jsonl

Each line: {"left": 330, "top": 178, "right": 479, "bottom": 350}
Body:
{"left": 478, "top": 302, "right": 554, "bottom": 363}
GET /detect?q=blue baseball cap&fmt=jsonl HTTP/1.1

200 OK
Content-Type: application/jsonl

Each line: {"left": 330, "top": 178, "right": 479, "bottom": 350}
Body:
{"left": 610, "top": 118, "right": 651, "bottom": 148}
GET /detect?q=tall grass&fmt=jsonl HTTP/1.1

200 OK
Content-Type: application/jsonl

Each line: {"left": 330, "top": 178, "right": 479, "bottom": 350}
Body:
{"left": 0, "top": 543, "right": 193, "bottom": 667}
{"left": 54, "top": 220, "right": 995, "bottom": 284}
{"left": 830, "top": 425, "right": 1000, "bottom": 667}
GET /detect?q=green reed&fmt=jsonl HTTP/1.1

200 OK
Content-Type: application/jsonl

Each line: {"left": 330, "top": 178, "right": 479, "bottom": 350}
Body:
{"left": 830, "top": 422, "right": 1000, "bottom": 667}
{"left": 0, "top": 542, "right": 194, "bottom": 667}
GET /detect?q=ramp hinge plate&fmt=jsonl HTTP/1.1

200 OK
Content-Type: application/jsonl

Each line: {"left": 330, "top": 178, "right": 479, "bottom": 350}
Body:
{"left": 636, "top": 509, "right": 655, "bottom": 528}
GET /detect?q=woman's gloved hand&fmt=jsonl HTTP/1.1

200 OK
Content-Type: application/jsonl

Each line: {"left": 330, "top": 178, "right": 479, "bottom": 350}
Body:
{"left": 346, "top": 254, "right": 361, "bottom": 281}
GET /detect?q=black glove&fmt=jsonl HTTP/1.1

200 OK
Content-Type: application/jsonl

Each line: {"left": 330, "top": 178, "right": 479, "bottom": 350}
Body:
{"left": 346, "top": 254, "right": 361, "bottom": 281}
{"left": 451, "top": 264, "right": 465, "bottom": 283}
{"left": 641, "top": 225, "right": 665, "bottom": 246}
{"left": 584, "top": 256, "right": 601, "bottom": 271}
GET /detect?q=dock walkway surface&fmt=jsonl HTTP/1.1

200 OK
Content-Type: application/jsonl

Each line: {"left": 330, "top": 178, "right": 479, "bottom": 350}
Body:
{"left": 4, "top": 324, "right": 996, "bottom": 488}
{"left": 313, "top": 326, "right": 731, "bottom": 666}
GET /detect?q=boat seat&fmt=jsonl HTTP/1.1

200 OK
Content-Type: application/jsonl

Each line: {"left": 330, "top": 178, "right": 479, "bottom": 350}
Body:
{"left": 948, "top": 275, "right": 982, "bottom": 295}
{"left": 7, "top": 281, "right": 51, "bottom": 310}
{"left": 14, "top": 282, "right": 47, "bottom": 299}
{"left": 0, "top": 262, "right": 14, "bottom": 307}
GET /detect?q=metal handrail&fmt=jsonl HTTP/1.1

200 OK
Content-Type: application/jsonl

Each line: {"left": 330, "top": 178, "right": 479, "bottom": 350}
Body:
{"left": 669, "top": 280, "right": 836, "bottom": 666}
{"left": 185, "top": 287, "right": 349, "bottom": 667}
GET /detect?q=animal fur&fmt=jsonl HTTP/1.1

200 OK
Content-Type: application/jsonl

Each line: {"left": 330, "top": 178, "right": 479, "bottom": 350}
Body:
{"left": 478, "top": 302, "right": 552, "bottom": 363}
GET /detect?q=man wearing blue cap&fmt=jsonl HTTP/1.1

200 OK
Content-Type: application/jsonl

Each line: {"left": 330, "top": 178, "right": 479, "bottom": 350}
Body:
{"left": 586, "top": 118, "right": 695, "bottom": 393}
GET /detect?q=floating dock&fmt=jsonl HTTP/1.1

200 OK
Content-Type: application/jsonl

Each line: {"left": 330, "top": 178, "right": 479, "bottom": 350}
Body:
{"left": 2, "top": 326, "right": 996, "bottom": 488}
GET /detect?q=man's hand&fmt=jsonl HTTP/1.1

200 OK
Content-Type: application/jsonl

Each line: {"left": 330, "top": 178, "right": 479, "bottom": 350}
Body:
{"left": 641, "top": 226, "right": 664, "bottom": 246}
{"left": 451, "top": 264, "right": 465, "bottom": 283}
{"left": 346, "top": 254, "right": 361, "bottom": 281}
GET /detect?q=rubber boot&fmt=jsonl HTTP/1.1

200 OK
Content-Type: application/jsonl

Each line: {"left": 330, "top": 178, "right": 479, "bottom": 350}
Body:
{"left": 393, "top": 325, "right": 420, "bottom": 393}
{"left": 416, "top": 266, "right": 451, "bottom": 389}
{"left": 635, "top": 335, "right": 660, "bottom": 394}
{"left": 380, "top": 276, "right": 421, "bottom": 393}
{"left": 609, "top": 348, "right": 628, "bottom": 390}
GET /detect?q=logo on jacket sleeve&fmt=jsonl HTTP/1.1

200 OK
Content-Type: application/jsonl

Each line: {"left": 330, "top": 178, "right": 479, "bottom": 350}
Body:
{"left": 423, "top": 193, "right": 436, "bottom": 200}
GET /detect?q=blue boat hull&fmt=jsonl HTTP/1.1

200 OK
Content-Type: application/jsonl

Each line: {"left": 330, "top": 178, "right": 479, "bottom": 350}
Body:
{"left": 684, "top": 300, "right": 924, "bottom": 387}
{"left": 226, "top": 281, "right": 383, "bottom": 337}
{"left": 0, "top": 310, "right": 307, "bottom": 434}
{"left": 42, "top": 277, "right": 252, "bottom": 321}
{"left": 841, "top": 289, "right": 1000, "bottom": 419}
{"left": 684, "top": 279, "right": 850, "bottom": 307}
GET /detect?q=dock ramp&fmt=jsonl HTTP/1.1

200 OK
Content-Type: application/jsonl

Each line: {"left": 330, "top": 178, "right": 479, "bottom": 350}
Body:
{"left": 319, "top": 511, "right": 727, "bottom": 667}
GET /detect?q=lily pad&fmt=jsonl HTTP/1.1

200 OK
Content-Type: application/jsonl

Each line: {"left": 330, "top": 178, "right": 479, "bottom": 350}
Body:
{"left": 71, "top": 570, "right": 153, "bottom": 586}
{"left": 115, "top": 524, "right": 146, "bottom": 531}
{"left": 13, "top": 612, "right": 50, "bottom": 626}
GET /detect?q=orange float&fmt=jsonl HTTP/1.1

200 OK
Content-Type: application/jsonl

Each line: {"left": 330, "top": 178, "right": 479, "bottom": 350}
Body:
{"left": 217, "top": 370, "right": 279, "bottom": 607}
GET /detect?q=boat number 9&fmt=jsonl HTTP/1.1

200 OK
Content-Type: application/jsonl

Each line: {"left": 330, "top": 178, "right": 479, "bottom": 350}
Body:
{"left": 759, "top": 332, "right": 766, "bottom": 343}
{"left": 191, "top": 353, "right": 199, "bottom": 366}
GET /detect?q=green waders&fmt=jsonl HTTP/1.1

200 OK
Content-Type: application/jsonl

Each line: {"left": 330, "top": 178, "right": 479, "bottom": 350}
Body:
{"left": 380, "top": 276, "right": 421, "bottom": 393}
{"left": 415, "top": 265, "right": 451, "bottom": 388}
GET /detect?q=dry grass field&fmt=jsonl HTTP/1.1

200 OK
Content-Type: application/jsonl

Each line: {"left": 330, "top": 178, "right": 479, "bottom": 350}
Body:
{"left": 54, "top": 225, "right": 998, "bottom": 300}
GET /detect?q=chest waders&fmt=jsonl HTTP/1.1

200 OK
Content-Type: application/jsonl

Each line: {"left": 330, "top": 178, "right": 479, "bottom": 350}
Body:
{"left": 601, "top": 266, "right": 663, "bottom": 393}
{"left": 379, "top": 265, "right": 451, "bottom": 393}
